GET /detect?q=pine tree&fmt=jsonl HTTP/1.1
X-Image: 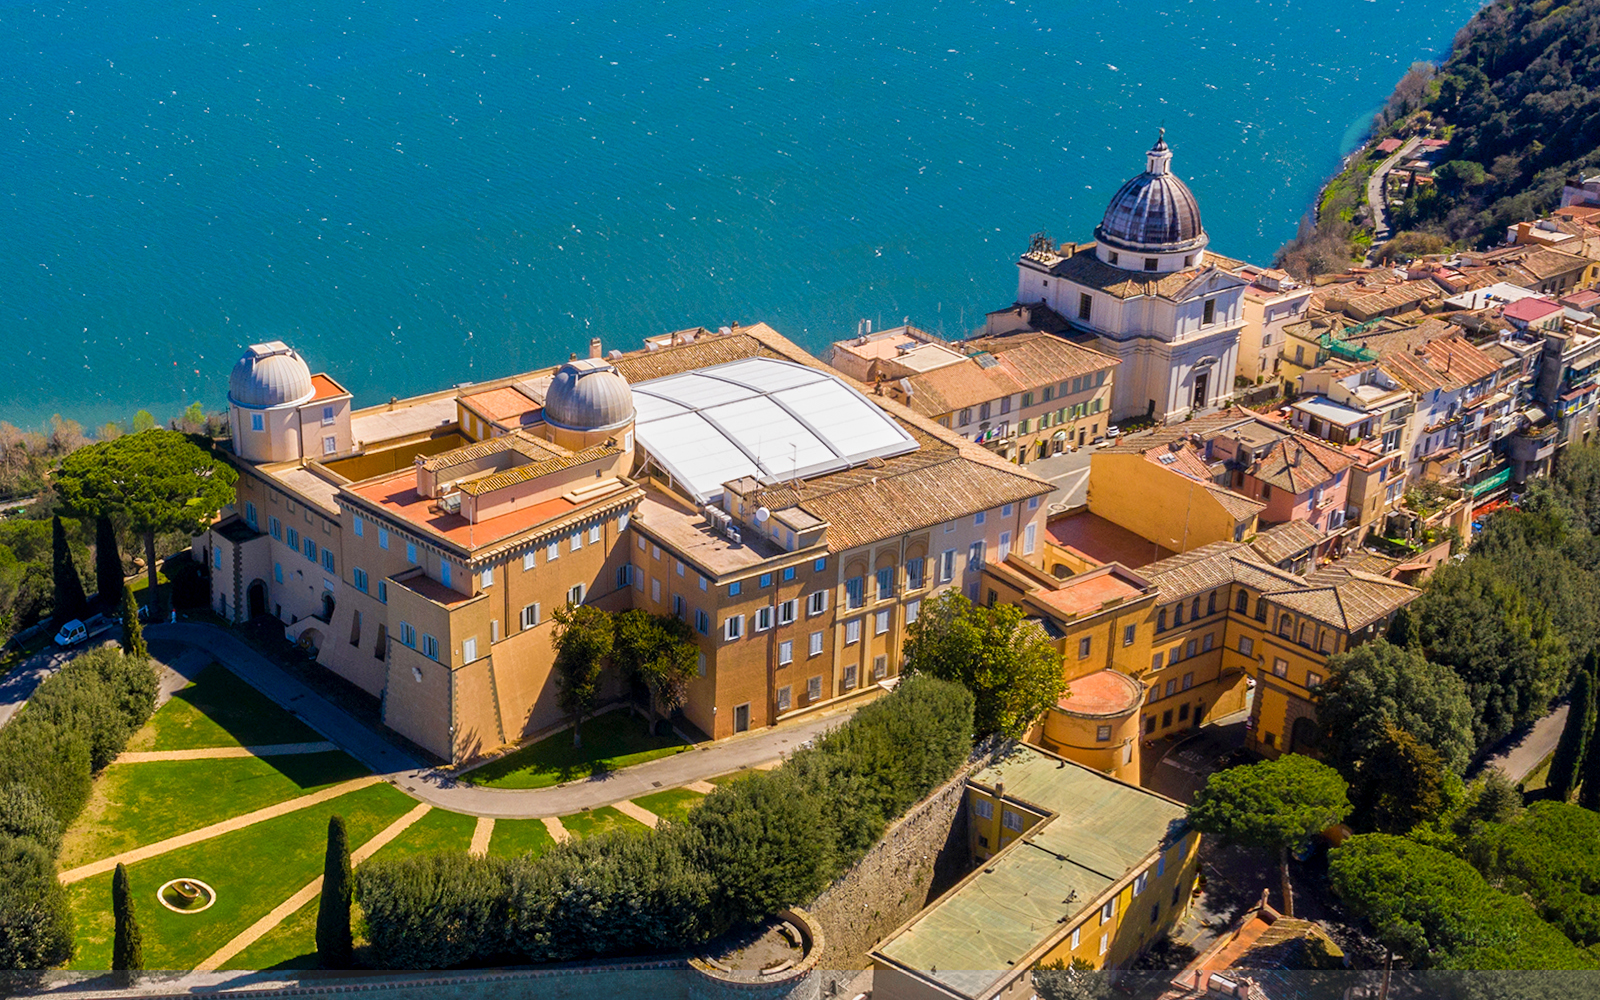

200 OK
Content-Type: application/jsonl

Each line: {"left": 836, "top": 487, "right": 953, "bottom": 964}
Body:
{"left": 120, "top": 585, "right": 147, "bottom": 661}
{"left": 51, "top": 516, "right": 89, "bottom": 624}
{"left": 1548, "top": 670, "right": 1594, "bottom": 802}
{"left": 316, "top": 814, "right": 353, "bottom": 968}
{"left": 94, "top": 516, "right": 122, "bottom": 611}
{"left": 111, "top": 862, "right": 142, "bottom": 983}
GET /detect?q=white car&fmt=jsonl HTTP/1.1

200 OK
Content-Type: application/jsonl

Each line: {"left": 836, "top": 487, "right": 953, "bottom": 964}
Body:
{"left": 53, "top": 619, "right": 88, "bottom": 647}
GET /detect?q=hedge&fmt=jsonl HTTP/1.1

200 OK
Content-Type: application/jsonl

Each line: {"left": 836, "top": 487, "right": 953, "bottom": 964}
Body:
{"left": 0, "top": 645, "right": 157, "bottom": 969}
{"left": 357, "top": 675, "right": 975, "bottom": 969}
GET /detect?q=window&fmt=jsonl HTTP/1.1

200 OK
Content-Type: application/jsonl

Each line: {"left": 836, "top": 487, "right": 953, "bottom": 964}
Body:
{"left": 617, "top": 564, "right": 635, "bottom": 589}
{"left": 874, "top": 655, "right": 887, "bottom": 679}
{"left": 777, "top": 600, "right": 797, "bottom": 625}
{"left": 421, "top": 634, "right": 439, "bottom": 660}
{"left": 462, "top": 637, "right": 477, "bottom": 662}
{"left": 1179, "top": 702, "right": 1190, "bottom": 722}
{"left": 974, "top": 510, "right": 986, "bottom": 526}
{"left": 1238, "top": 636, "right": 1254, "bottom": 656}
{"left": 1002, "top": 809, "right": 1024, "bottom": 832}
{"left": 480, "top": 568, "right": 493, "bottom": 589}
{"left": 1071, "top": 927, "right": 1081, "bottom": 950}
{"left": 1203, "top": 298, "right": 1216, "bottom": 325}
{"left": 809, "top": 631, "right": 824, "bottom": 656}
{"left": 1166, "top": 680, "right": 1177, "bottom": 697}
{"left": 875, "top": 566, "right": 894, "bottom": 600}
{"left": 406, "top": 541, "right": 417, "bottom": 564}
{"left": 440, "top": 561, "right": 451, "bottom": 587}
{"left": 727, "top": 581, "right": 743, "bottom": 598}
{"left": 814, "top": 557, "right": 827, "bottom": 572}
{"left": 1201, "top": 633, "right": 1214, "bottom": 653}
{"left": 570, "top": 531, "right": 583, "bottom": 552}
{"left": 759, "top": 573, "right": 773, "bottom": 588}
{"left": 998, "top": 531, "right": 1011, "bottom": 559}
{"left": 399, "top": 622, "right": 416, "bottom": 647}
{"left": 588, "top": 524, "right": 601, "bottom": 544}
{"left": 353, "top": 568, "right": 368, "bottom": 592}
{"left": 269, "top": 516, "right": 281, "bottom": 540}
{"left": 1101, "top": 899, "right": 1116, "bottom": 924}
{"left": 1255, "top": 600, "right": 1268, "bottom": 623}
{"left": 777, "top": 685, "right": 792, "bottom": 711}
{"left": 1185, "top": 639, "right": 1197, "bottom": 658}
{"left": 697, "top": 652, "right": 706, "bottom": 677}
{"left": 979, "top": 402, "right": 991, "bottom": 422}
{"left": 378, "top": 527, "right": 389, "bottom": 550}
{"left": 1145, "top": 715, "right": 1156, "bottom": 734}
{"left": 906, "top": 599, "right": 921, "bottom": 624}
{"left": 844, "top": 664, "right": 858, "bottom": 689}
{"left": 650, "top": 577, "right": 660, "bottom": 601}
{"left": 1123, "top": 623, "right": 1136, "bottom": 647}
{"left": 1307, "top": 671, "right": 1323, "bottom": 689}
{"left": 973, "top": 798, "right": 993, "bottom": 820}
{"left": 320, "top": 548, "right": 334, "bottom": 572}
{"left": 1273, "top": 658, "right": 1289, "bottom": 678}
{"left": 286, "top": 527, "right": 299, "bottom": 551}
{"left": 874, "top": 610, "right": 890, "bottom": 635}
{"left": 673, "top": 594, "right": 685, "bottom": 618}
{"left": 1078, "top": 293, "right": 1092, "bottom": 321}
{"left": 273, "top": 562, "right": 283, "bottom": 583}
{"left": 1157, "top": 856, "right": 1166, "bottom": 878}
{"left": 1235, "top": 590, "right": 1248, "bottom": 613}
{"left": 1151, "top": 903, "right": 1162, "bottom": 925}
{"left": 1152, "top": 651, "right": 1163, "bottom": 670}
{"left": 323, "top": 436, "right": 337, "bottom": 456}
{"left": 807, "top": 676, "right": 822, "bottom": 701}
{"left": 782, "top": 566, "right": 796, "bottom": 582}
{"left": 845, "top": 619, "right": 861, "bottom": 644}
{"left": 545, "top": 539, "right": 560, "bottom": 562}
{"left": 940, "top": 549, "right": 957, "bottom": 582}
{"left": 1078, "top": 636, "right": 1092, "bottom": 659}
{"left": 377, "top": 581, "right": 387, "bottom": 604}
{"left": 251, "top": 412, "right": 264, "bottom": 432}
{"left": 521, "top": 603, "right": 541, "bottom": 629}
{"left": 967, "top": 541, "right": 985, "bottom": 571}
{"left": 1157, "top": 609, "right": 1167, "bottom": 632}
{"left": 1144, "top": 257, "right": 1158, "bottom": 271}
{"left": 304, "top": 538, "right": 317, "bottom": 562}
{"left": 567, "top": 583, "right": 586, "bottom": 606}
{"left": 844, "top": 576, "right": 865, "bottom": 609}
{"left": 724, "top": 615, "right": 744, "bottom": 641}
{"left": 807, "top": 591, "right": 829, "bottom": 616}
{"left": 958, "top": 408, "right": 972, "bottom": 426}
{"left": 695, "top": 609, "right": 710, "bottom": 635}
{"left": 1133, "top": 871, "right": 1149, "bottom": 895}
{"left": 1023, "top": 523, "right": 1037, "bottom": 555}
{"left": 1096, "top": 724, "right": 1112, "bottom": 742}
{"left": 321, "top": 404, "right": 335, "bottom": 426}
{"left": 755, "top": 606, "right": 773, "bottom": 632}
{"left": 778, "top": 641, "right": 793, "bottom": 665}
{"left": 1182, "top": 672, "right": 1194, "bottom": 691}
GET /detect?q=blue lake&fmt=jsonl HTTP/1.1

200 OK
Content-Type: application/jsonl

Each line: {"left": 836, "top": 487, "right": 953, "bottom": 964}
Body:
{"left": 0, "top": 0, "right": 1484, "bottom": 428}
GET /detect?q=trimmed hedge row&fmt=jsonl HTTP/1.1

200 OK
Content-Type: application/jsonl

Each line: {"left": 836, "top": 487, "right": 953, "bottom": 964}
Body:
{"left": 0, "top": 645, "right": 157, "bottom": 970}
{"left": 356, "top": 675, "right": 975, "bottom": 969}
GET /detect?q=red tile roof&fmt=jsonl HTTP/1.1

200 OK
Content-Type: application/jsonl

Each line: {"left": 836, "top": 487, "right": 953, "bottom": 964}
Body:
{"left": 1502, "top": 297, "right": 1563, "bottom": 323}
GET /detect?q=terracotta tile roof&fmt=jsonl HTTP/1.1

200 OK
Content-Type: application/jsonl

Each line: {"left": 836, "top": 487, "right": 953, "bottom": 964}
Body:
{"left": 417, "top": 431, "right": 567, "bottom": 473}
{"left": 1026, "top": 244, "right": 1249, "bottom": 302}
{"left": 1248, "top": 520, "right": 1324, "bottom": 565}
{"left": 1478, "top": 245, "right": 1590, "bottom": 281}
{"left": 458, "top": 444, "right": 621, "bottom": 496}
{"left": 880, "top": 334, "right": 1115, "bottom": 417}
{"left": 460, "top": 385, "right": 541, "bottom": 422}
{"left": 1144, "top": 443, "right": 1215, "bottom": 481}
{"left": 1322, "top": 279, "right": 1441, "bottom": 320}
{"left": 610, "top": 331, "right": 775, "bottom": 383}
{"left": 1202, "top": 482, "right": 1268, "bottom": 522}
{"left": 1379, "top": 336, "right": 1498, "bottom": 394}
{"left": 1249, "top": 435, "right": 1353, "bottom": 494}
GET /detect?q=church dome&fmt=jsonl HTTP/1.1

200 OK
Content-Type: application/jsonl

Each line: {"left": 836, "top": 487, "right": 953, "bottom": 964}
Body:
{"left": 228, "top": 342, "right": 314, "bottom": 409}
{"left": 543, "top": 358, "right": 634, "bottom": 432}
{"left": 1095, "top": 132, "right": 1208, "bottom": 256}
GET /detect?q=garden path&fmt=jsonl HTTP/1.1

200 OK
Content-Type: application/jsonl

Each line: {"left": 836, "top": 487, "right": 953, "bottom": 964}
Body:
{"left": 194, "top": 801, "right": 434, "bottom": 972}
{"left": 611, "top": 799, "right": 660, "bottom": 829}
{"left": 116, "top": 741, "right": 337, "bottom": 763}
{"left": 58, "top": 775, "right": 381, "bottom": 884}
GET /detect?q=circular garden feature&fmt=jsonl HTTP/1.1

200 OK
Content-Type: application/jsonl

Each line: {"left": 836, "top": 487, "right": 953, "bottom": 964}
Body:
{"left": 157, "top": 878, "right": 217, "bottom": 914}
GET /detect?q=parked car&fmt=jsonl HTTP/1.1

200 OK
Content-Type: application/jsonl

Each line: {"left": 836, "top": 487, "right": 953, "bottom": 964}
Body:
{"left": 53, "top": 619, "right": 88, "bottom": 647}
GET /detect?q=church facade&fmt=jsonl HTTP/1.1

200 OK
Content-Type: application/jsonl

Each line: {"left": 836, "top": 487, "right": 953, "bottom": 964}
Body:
{"left": 998, "top": 134, "right": 1251, "bottom": 424}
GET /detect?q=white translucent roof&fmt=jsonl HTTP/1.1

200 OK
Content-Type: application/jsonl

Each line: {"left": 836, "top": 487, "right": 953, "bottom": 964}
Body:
{"left": 632, "top": 357, "right": 918, "bottom": 503}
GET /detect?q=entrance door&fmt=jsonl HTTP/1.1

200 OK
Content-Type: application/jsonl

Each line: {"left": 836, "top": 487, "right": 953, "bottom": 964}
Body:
{"left": 1192, "top": 371, "right": 1210, "bottom": 409}
{"left": 247, "top": 580, "right": 267, "bottom": 619}
{"left": 733, "top": 702, "right": 751, "bottom": 733}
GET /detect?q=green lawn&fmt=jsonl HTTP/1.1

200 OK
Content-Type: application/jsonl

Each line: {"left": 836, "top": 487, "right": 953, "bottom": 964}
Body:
{"left": 487, "top": 818, "right": 559, "bottom": 859}
{"left": 68, "top": 781, "right": 415, "bottom": 971}
{"left": 60, "top": 751, "right": 370, "bottom": 869}
{"left": 708, "top": 768, "right": 763, "bottom": 786}
{"left": 1522, "top": 750, "right": 1557, "bottom": 799}
{"left": 632, "top": 787, "right": 704, "bottom": 825}
{"left": 560, "top": 805, "right": 647, "bottom": 840}
{"left": 127, "top": 663, "right": 323, "bottom": 752}
{"left": 466, "top": 710, "right": 691, "bottom": 789}
{"left": 222, "top": 805, "right": 479, "bottom": 971}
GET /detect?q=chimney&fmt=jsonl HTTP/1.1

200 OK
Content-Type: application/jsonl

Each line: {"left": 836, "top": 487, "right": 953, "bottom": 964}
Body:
{"left": 589, "top": 337, "right": 603, "bottom": 359}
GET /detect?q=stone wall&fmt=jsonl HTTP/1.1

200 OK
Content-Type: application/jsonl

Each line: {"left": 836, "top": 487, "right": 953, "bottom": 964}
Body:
{"left": 806, "top": 756, "right": 982, "bottom": 985}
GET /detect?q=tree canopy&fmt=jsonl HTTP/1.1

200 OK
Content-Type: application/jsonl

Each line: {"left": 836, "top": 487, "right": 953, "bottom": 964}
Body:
{"left": 1188, "top": 754, "right": 1349, "bottom": 916}
{"left": 903, "top": 591, "right": 1066, "bottom": 738}
{"left": 1317, "top": 638, "right": 1475, "bottom": 777}
{"left": 610, "top": 609, "right": 697, "bottom": 723}
{"left": 53, "top": 430, "right": 236, "bottom": 613}
{"left": 549, "top": 603, "right": 614, "bottom": 747}
{"left": 1466, "top": 801, "right": 1600, "bottom": 950}
{"left": 1547, "top": 665, "right": 1594, "bottom": 803}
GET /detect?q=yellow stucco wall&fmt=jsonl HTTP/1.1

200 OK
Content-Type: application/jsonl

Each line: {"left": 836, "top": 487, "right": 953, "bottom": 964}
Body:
{"left": 1088, "top": 453, "right": 1247, "bottom": 554}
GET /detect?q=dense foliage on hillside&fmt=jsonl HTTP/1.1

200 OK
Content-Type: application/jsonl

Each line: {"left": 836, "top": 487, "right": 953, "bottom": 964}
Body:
{"left": 1394, "top": 0, "right": 1600, "bottom": 243}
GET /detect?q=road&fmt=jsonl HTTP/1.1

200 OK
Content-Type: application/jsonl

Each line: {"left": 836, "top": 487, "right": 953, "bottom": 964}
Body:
{"left": 146, "top": 622, "right": 856, "bottom": 818}
{"left": 1026, "top": 447, "right": 1096, "bottom": 513}
{"left": 1482, "top": 702, "right": 1568, "bottom": 784}
{"left": 1364, "top": 135, "right": 1421, "bottom": 250}
{"left": 0, "top": 623, "right": 118, "bottom": 729}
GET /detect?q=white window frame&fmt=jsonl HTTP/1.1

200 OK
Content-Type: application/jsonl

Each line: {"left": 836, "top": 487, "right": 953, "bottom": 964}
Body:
{"left": 778, "top": 640, "right": 793, "bottom": 665}
{"left": 874, "top": 610, "right": 890, "bottom": 635}
{"left": 973, "top": 798, "right": 994, "bottom": 820}
{"left": 777, "top": 599, "right": 797, "bottom": 625}
{"left": 723, "top": 614, "right": 745, "bottom": 641}
{"left": 807, "top": 591, "right": 829, "bottom": 616}
{"left": 755, "top": 606, "right": 774, "bottom": 632}
{"left": 809, "top": 631, "right": 824, "bottom": 656}
{"left": 523, "top": 551, "right": 537, "bottom": 571}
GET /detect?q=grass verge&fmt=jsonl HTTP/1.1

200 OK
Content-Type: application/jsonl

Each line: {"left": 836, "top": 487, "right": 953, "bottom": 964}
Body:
{"left": 631, "top": 787, "right": 704, "bottom": 825}
{"left": 127, "top": 662, "right": 323, "bottom": 752}
{"left": 466, "top": 710, "right": 690, "bottom": 789}
{"left": 560, "top": 805, "right": 647, "bottom": 840}
{"left": 487, "top": 818, "right": 557, "bottom": 859}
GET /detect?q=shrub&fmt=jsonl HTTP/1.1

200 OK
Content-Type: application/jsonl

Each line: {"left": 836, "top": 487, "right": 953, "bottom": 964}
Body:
{"left": 355, "top": 852, "right": 509, "bottom": 969}
{"left": 0, "top": 835, "right": 73, "bottom": 970}
{"left": 0, "top": 719, "right": 93, "bottom": 834}
{"left": 0, "top": 783, "right": 62, "bottom": 855}
{"left": 24, "top": 645, "right": 156, "bottom": 771}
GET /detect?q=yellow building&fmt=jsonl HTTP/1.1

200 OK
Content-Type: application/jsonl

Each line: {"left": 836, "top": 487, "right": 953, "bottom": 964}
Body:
{"left": 871, "top": 744, "right": 1201, "bottom": 1000}
{"left": 1087, "top": 448, "right": 1263, "bottom": 553}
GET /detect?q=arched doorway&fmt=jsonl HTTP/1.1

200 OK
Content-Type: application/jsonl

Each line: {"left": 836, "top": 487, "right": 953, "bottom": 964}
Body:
{"left": 297, "top": 628, "right": 325, "bottom": 656}
{"left": 320, "top": 592, "right": 335, "bottom": 621}
{"left": 1289, "top": 715, "right": 1321, "bottom": 755}
{"left": 247, "top": 580, "right": 268, "bottom": 619}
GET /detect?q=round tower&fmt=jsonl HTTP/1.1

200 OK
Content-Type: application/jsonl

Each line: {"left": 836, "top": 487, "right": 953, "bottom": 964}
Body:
{"left": 541, "top": 358, "right": 636, "bottom": 456}
{"left": 228, "top": 342, "right": 315, "bottom": 463}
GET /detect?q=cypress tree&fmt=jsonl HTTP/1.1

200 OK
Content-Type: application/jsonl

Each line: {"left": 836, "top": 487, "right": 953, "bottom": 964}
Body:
{"left": 316, "top": 814, "right": 353, "bottom": 968}
{"left": 1549, "top": 671, "right": 1594, "bottom": 802}
{"left": 94, "top": 516, "right": 122, "bottom": 611}
{"left": 111, "top": 862, "right": 142, "bottom": 983}
{"left": 1579, "top": 687, "right": 1600, "bottom": 812}
{"left": 120, "top": 586, "right": 147, "bottom": 661}
{"left": 51, "top": 516, "right": 89, "bottom": 625}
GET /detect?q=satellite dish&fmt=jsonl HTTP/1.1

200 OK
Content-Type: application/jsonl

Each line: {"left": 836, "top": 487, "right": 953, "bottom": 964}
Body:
{"left": 755, "top": 507, "right": 771, "bottom": 523}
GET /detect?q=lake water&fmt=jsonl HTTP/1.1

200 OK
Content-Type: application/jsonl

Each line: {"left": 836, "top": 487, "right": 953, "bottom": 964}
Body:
{"left": 0, "top": 0, "right": 1484, "bottom": 429}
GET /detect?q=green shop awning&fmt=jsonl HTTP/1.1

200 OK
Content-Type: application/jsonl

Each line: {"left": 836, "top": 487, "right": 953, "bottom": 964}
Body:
{"left": 1470, "top": 468, "right": 1512, "bottom": 497}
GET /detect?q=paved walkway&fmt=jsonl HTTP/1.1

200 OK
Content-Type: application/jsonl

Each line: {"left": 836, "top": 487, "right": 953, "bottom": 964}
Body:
{"left": 116, "top": 742, "right": 337, "bottom": 764}
{"left": 145, "top": 622, "right": 856, "bottom": 819}
{"left": 58, "top": 776, "right": 381, "bottom": 885}
{"left": 1484, "top": 702, "right": 1569, "bottom": 783}
{"left": 1364, "top": 134, "right": 1421, "bottom": 248}
{"left": 195, "top": 801, "right": 434, "bottom": 972}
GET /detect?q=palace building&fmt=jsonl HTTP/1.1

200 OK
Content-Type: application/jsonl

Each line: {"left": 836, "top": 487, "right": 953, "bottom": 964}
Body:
{"left": 990, "top": 133, "right": 1253, "bottom": 423}
{"left": 203, "top": 325, "right": 1054, "bottom": 762}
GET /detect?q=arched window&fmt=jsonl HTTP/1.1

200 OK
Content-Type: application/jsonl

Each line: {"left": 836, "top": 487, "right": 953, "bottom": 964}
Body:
{"left": 1191, "top": 597, "right": 1201, "bottom": 620}
{"left": 1278, "top": 614, "right": 1293, "bottom": 637}
{"left": 1207, "top": 591, "right": 1217, "bottom": 615}
{"left": 1235, "top": 590, "right": 1248, "bottom": 614}
{"left": 1157, "top": 608, "right": 1167, "bottom": 632}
